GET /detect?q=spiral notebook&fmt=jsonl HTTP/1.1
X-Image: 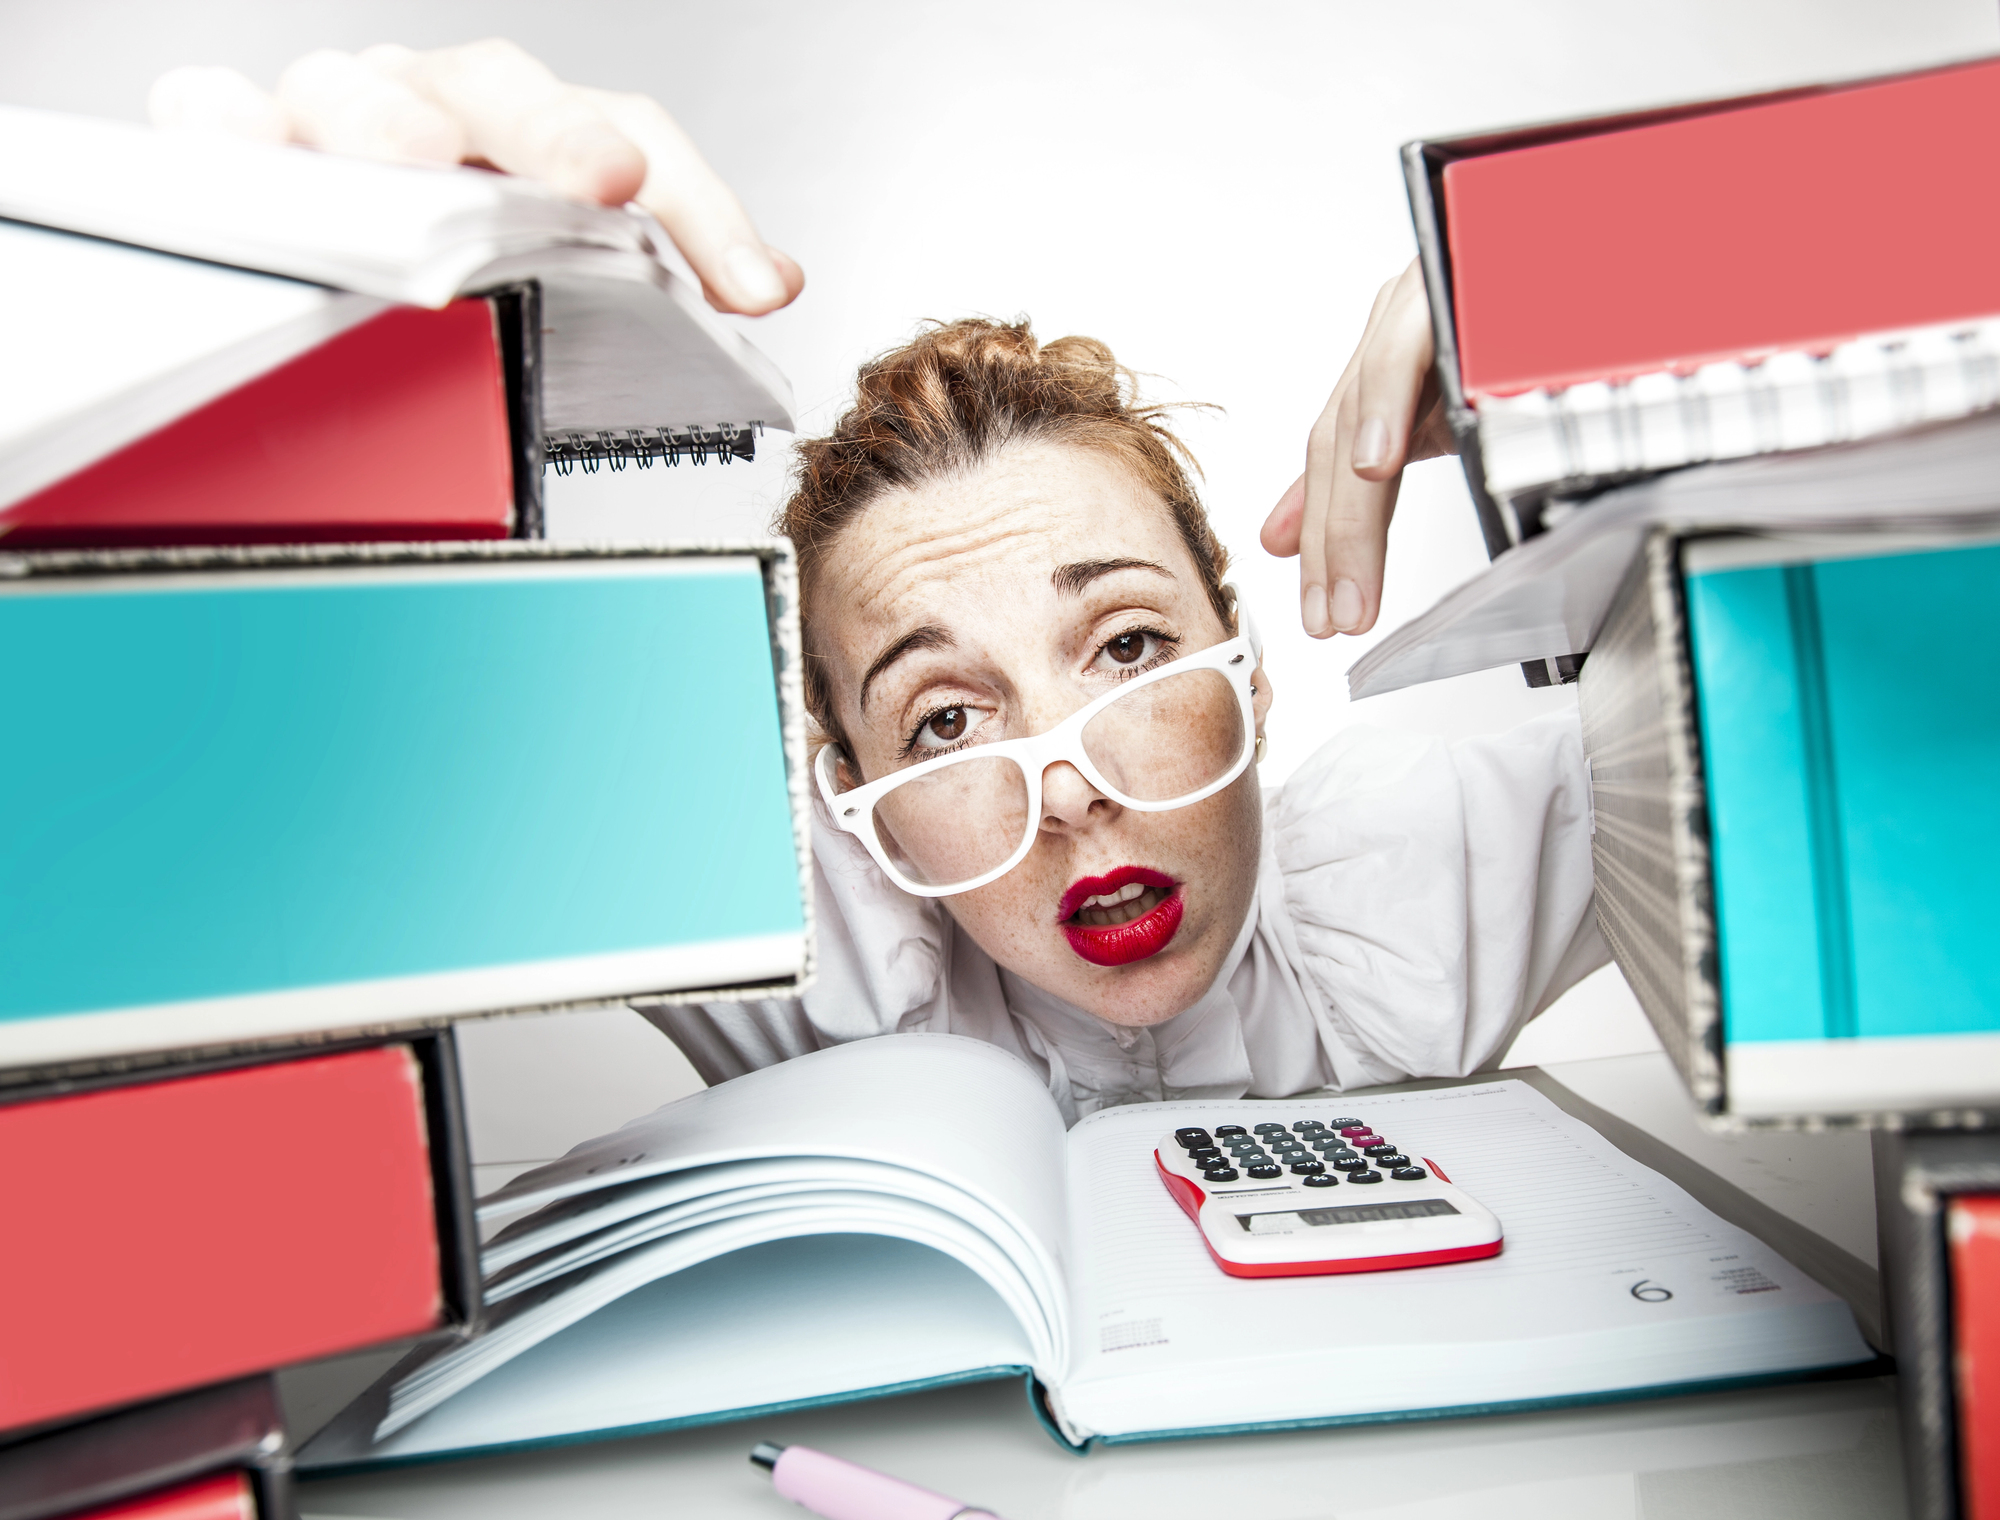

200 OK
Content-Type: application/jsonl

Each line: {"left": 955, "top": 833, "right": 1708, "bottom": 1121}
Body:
{"left": 0, "top": 105, "right": 794, "bottom": 542}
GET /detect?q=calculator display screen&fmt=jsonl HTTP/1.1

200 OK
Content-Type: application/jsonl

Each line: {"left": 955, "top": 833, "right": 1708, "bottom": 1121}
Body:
{"left": 1237, "top": 1199, "right": 1459, "bottom": 1234}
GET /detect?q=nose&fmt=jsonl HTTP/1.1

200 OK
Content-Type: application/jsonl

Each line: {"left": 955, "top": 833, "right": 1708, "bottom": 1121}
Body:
{"left": 1040, "top": 759, "right": 1120, "bottom": 832}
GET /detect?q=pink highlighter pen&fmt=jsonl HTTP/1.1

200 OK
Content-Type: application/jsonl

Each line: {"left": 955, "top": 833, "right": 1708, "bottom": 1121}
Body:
{"left": 750, "top": 1441, "right": 1002, "bottom": 1520}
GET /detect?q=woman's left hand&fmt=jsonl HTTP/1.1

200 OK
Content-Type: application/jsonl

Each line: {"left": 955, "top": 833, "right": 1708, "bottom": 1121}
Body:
{"left": 1260, "top": 258, "right": 1456, "bottom": 639}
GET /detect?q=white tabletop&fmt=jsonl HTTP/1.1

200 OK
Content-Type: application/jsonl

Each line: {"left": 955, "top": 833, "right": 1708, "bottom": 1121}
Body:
{"left": 299, "top": 1370, "right": 1905, "bottom": 1520}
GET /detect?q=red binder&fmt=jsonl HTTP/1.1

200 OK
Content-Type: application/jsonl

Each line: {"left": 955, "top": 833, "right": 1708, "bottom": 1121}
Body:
{"left": 1441, "top": 56, "right": 2000, "bottom": 398}
{"left": 70, "top": 1474, "right": 253, "bottom": 1520}
{"left": 0, "top": 1045, "right": 446, "bottom": 1432}
{"left": 0, "top": 298, "right": 515, "bottom": 548}
{"left": 1953, "top": 1194, "right": 2000, "bottom": 1520}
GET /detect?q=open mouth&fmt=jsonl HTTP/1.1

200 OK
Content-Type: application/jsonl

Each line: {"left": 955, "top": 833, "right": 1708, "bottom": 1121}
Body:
{"left": 1059, "top": 866, "right": 1183, "bottom": 967}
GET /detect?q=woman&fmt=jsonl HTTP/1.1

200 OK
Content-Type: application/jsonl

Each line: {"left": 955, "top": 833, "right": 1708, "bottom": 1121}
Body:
{"left": 162, "top": 45, "right": 1605, "bottom": 1122}
{"left": 643, "top": 320, "right": 1604, "bottom": 1122}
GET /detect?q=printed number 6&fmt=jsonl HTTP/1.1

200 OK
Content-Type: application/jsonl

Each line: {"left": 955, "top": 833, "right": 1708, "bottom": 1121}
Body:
{"left": 1630, "top": 1279, "right": 1673, "bottom": 1303}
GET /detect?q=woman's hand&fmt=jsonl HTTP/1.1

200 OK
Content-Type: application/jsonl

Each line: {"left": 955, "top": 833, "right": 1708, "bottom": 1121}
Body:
{"left": 1260, "top": 258, "right": 1456, "bottom": 638}
{"left": 148, "top": 40, "right": 804, "bottom": 317}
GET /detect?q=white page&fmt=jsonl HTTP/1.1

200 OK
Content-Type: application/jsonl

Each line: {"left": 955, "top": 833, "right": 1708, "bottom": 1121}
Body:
{"left": 0, "top": 220, "right": 383, "bottom": 510}
{"left": 1055, "top": 1081, "right": 1872, "bottom": 1440}
{"left": 360, "top": 1035, "right": 1072, "bottom": 1449}
{"left": 346, "top": 1235, "right": 1035, "bottom": 1464}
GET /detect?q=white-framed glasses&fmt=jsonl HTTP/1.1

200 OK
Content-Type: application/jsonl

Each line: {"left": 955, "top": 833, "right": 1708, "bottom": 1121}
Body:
{"left": 816, "top": 624, "right": 1261, "bottom": 898}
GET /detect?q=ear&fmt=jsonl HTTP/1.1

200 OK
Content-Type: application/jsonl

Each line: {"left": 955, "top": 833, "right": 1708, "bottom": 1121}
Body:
{"left": 1250, "top": 660, "right": 1275, "bottom": 740}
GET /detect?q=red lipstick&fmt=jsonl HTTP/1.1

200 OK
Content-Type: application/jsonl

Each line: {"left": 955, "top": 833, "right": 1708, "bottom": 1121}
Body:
{"left": 1059, "top": 866, "right": 1183, "bottom": 967}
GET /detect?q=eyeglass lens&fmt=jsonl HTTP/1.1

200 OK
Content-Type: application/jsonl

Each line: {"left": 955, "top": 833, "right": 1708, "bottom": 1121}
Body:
{"left": 867, "top": 666, "right": 1245, "bottom": 889}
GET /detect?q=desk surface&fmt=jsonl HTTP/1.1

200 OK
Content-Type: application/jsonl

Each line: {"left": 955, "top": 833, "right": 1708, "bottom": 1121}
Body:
{"left": 298, "top": 1051, "right": 1900, "bottom": 1520}
{"left": 300, "top": 1371, "right": 1906, "bottom": 1520}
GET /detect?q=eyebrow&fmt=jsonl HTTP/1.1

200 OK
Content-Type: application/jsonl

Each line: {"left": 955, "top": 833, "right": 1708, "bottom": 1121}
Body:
{"left": 1051, "top": 558, "right": 1174, "bottom": 595}
{"left": 859, "top": 623, "right": 955, "bottom": 714}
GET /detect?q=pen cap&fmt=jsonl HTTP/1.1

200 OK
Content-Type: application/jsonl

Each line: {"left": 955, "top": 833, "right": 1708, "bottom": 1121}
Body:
{"left": 770, "top": 1444, "right": 989, "bottom": 1520}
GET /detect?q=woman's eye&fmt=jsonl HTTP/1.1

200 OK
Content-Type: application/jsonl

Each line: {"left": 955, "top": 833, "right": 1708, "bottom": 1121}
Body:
{"left": 1093, "top": 630, "right": 1170, "bottom": 671}
{"left": 911, "top": 704, "right": 987, "bottom": 752}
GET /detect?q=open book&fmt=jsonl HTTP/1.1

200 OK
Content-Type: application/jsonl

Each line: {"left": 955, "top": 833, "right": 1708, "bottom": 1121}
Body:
{"left": 0, "top": 104, "right": 793, "bottom": 515}
{"left": 299, "top": 1034, "right": 1872, "bottom": 1466}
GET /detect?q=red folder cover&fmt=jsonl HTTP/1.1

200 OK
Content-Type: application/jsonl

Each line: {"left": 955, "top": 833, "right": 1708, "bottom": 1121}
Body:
{"left": 0, "top": 298, "right": 514, "bottom": 547}
{"left": 71, "top": 1473, "right": 253, "bottom": 1520}
{"left": 0, "top": 1046, "right": 444, "bottom": 1432}
{"left": 1443, "top": 57, "right": 2000, "bottom": 397}
{"left": 1953, "top": 1195, "right": 2000, "bottom": 1520}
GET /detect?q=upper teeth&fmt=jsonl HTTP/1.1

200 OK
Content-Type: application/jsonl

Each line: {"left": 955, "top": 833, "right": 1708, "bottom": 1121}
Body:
{"left": 1081, "top": 883, "right": 1149, "bottom": 910}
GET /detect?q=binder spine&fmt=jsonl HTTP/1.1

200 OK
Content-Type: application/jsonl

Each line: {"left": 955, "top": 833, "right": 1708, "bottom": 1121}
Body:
{"left": 1577, "top": 529, "right": 1724, "bottom": 1114}
{"left": 545, "top": 424, "right": 762, "bottom": 474}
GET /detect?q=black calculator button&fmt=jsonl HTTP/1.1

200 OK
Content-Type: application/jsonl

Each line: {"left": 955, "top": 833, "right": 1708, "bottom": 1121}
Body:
{"left": 1348, "top": 1170, "right": 1384, "bottom": 1184}
{"left": 1187, "top": 1149, "right": 1223, "bottom": 1166}
{"left": 1174, "top": 1128, "right": 1213, "bottom": 1149}
{"left": 1376, "top": 1154, "right": 1411, "bottom": 1169}
{"left": 1391, "top": 1167, "right": 1429, "bottom": 1181}
{"left": 1362, "top": 1144, "right": 1398, "bottom": 1157}
{"left": 1288, "top": 1161, "right": 1325, "bottom": 1176}
{"left": 1202, "top": 1167, "right": 1240, "bottom": 1182}
{"left": 1332, "top": 1157, "right": 1370, "bottom": 1172}
{"left": 1328, "top": 1118, "right": 1364, "bottom": 1128}
{"left": 1215, "top": 1125, "right": 1247, "bottom": 1138}
{"left": 1302, "top": 1173, "right": 1339, "bottom": 1188}
{"left": 1246, "top": 1165, "right": 1283, "bottom": 1179}
{"left": 1253, "top": 1122, "right": 1288, "bottom": 1135}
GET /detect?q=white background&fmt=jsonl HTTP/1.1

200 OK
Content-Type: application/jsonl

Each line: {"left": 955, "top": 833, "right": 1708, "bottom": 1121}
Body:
{"left": 7, "top": 0, "right": 1993, "bottom": 1162}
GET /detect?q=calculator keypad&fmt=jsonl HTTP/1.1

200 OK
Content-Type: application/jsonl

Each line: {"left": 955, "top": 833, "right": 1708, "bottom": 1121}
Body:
{"left": 1168, "top": 1113, "right": 1432, "bottom": 1192}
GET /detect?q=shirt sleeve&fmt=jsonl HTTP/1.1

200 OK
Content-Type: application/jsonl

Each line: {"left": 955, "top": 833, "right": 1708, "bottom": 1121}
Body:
{"left": 1267, "top": 708, "right": 1607, "bottom": 1085}
{"left": 635, "top": 797, "right": 953, "bottom": 1086}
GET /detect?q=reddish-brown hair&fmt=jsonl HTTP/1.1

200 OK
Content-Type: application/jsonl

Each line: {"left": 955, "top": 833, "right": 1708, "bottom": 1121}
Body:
{"left": 779, "top": 317, "right": 1231, "bottom": 739}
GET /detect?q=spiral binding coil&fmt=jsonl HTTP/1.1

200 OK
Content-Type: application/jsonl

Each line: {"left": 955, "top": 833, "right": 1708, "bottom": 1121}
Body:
{"left": 544, "top": 424, "right": 763, "bottom": 475}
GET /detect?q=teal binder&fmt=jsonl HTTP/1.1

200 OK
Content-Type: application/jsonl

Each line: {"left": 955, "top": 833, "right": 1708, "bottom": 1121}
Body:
{"left": 1684, "top": 535, "right": 2000, "bottom": 1115}
{"left": 0, "top": 543, "right": 808, "bottom": 1075}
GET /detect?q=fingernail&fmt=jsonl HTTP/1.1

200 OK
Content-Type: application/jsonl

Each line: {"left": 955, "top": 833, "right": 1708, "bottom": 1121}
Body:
{"left": 1303, "top": 583, "right": 1331, "bottom": 637}
{"left": 723, "top": 244, "right": 787, "bottom": 308}
{"left": 1353, "top": 417, "right": 1390, "bottom": 470}
{"left": 1330, "top": 578, "right": 1364, "bottom": 632}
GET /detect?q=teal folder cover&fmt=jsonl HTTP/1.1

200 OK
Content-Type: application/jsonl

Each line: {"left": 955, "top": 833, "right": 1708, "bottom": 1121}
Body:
{"left": 1686, "top": 540, "right": 2000, "bottom": 1050}
{"left": 0, "top": 546, "right": 806, "bottom": 1069}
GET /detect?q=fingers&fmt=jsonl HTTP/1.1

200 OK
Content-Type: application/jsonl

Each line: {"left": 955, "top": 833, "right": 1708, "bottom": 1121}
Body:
{"left": 580, "top": 86, "right": 802, "bottom": 315}
{"left": 1348, "top": 259, "right": 1438, "bottom": 481}
{"left": 276, "top": 49, "right": 464, "bottom": 164}
{"left": 380, "top": 39, "right": 646, "bottom": 207}
{"left": 148, "top": 65, "right": 290, "bottom": 142}
{"left": 1260, "top": 473, "right": 1305, "bottom": 558}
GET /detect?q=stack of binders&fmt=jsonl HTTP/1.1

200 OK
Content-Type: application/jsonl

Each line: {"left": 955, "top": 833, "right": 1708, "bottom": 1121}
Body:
{"left": 1350, "top": 56, "right": 2000, "bottom": 1520}
{"left": 0, "top": 109, "right": 811, "bottom": 1518}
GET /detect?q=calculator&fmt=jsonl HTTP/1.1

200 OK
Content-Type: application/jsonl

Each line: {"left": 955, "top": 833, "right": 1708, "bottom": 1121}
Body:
{"left": 1154, "top": 1116, "right": 1503, "bottom": 1277}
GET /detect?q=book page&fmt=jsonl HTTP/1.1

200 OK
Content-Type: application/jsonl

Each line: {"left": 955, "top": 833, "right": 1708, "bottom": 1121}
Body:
{"left": 1057, "top": 1081, "right": 1871, "bottom": 1440}
{"left": 354, "top": 1034, "right": 1071, "bottom": 1454}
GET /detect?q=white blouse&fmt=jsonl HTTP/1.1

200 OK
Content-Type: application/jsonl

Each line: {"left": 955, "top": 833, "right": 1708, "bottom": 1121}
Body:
{"left": 640, "top": 710, "right": 1607, "bottom": 1126}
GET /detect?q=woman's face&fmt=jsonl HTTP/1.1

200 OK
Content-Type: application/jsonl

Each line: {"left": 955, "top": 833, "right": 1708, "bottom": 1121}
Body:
{"left": 813, "top": 441, "right": 1273, "bottom": 1027}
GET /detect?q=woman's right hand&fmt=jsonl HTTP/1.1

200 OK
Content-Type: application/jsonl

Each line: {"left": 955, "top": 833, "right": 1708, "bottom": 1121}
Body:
{"left": 1259, "top": 258, "right": 1456, "bottom": 639}
{"left": 148, "top": 39, "right": 803, "bottom": 317}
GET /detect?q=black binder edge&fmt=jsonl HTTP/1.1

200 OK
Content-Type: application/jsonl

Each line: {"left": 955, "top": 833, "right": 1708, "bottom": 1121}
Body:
{"left": 486, "top": 282, "right": 546, "bottom": 541}
{"left": 0, "top": 1375, "right": 294, "bottom": 1520}
{"left": 1874, "top": 1130, "right": 2000, "bottom": 1520}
